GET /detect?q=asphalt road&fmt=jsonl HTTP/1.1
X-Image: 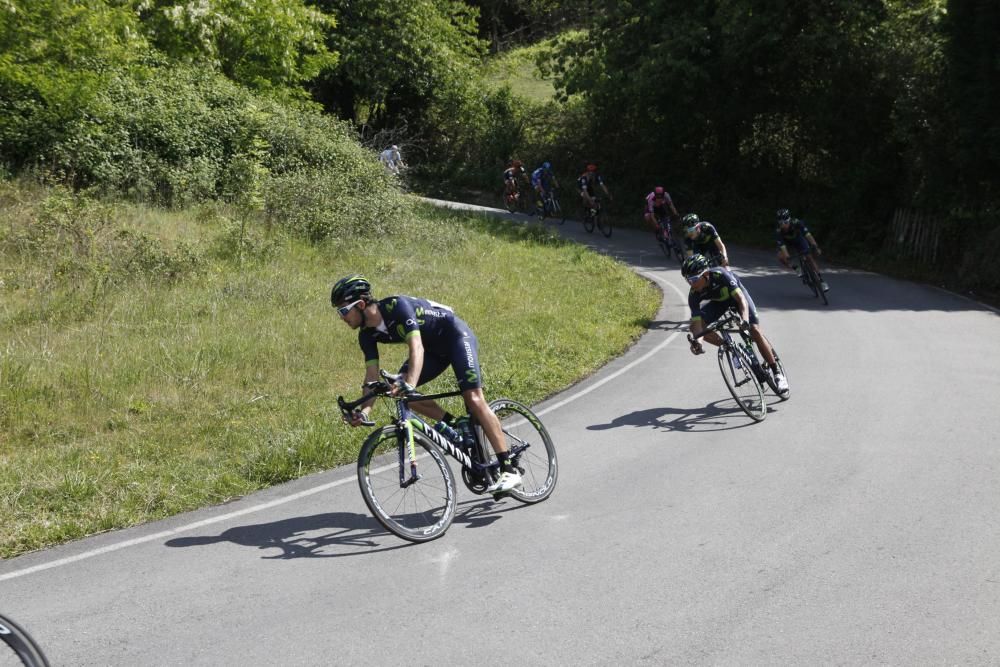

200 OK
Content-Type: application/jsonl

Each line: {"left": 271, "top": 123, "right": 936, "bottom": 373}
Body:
{"left": 3, "top": 203, "right": 999, "bottom": 665}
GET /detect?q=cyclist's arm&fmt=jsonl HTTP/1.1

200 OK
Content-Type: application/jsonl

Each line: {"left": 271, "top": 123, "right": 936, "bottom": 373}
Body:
{"left": 400, "top": 332, "right": 424, "bottom": 391}
{"left": 715, "top": 237, "right": 729, "bottom": 266}
{"left": 348, "top": 362, "right": 381, "bottom": 425}
{"left": 805, "top": 232, "right": 821, "bottom": 252}
{"left": 601, "top": 182, "right": 612, "bottom": 200}
{"left": 731, "top": 288, "right": 751, "bottom": 324}
{"left": 668, "top": 199, "right": 680, "bottom": 219}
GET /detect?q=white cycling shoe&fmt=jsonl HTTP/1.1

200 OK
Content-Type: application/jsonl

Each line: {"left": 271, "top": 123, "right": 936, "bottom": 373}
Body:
{"left": 487, "top": 470, "right": 523, "bottom": 494}
{"left": 774, "top": 372, "right": 790, "bottom": 393}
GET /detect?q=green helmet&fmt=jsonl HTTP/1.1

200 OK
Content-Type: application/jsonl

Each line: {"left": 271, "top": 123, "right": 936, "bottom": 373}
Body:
{"left": 682, "top": 213, "right": 700, "bottom": 230}
{"left": 681, "top": 254, "right": 710, "bottom": 279}
{"left": 330, "top": 274, "right": 372, "bottom": 306}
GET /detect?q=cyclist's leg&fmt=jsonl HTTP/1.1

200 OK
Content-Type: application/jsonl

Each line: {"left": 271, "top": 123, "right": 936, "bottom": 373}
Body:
{"left": 444, "top": 323, "right": 509, "bottom": 455}
{"left": 742, "top": 294, "right": 778, "bottom": 367}
{"left": 698, "top": 302, "right": 729, "bottom": 347}
{"left": 398, "top": 355, "right": 449, "bottom": 420}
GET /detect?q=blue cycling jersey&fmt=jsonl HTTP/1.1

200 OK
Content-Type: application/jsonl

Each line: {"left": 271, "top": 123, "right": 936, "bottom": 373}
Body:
{"left": 358, "top": 295, "right": 483, "bottom": 390}
{"left": 687, "top": 267, "right": 759, "bottom": 325}
{"left": 776, "top": 219, "right": 812, "bottom": 254}
{"left": 531, "top": 167, "right": 553, "bottom": 189}
{"left": 684, "top": 221, "right": 722, "bottom": 257}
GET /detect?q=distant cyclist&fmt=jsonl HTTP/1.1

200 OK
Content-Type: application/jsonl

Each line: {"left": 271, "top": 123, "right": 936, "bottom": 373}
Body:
{"left": 379, "top": 145, "right": 405, "bottom": 175}
{"left": 644, "top": 186, "right": 680, "bottom": 242}
{"left": 681, "top": 254, "right": 789, "bottom": 393}
{"left": 503, "top": 159, "right": 528, "bottom": 206}
{"left": 331, "top": 274, "right": 522, "bottom": 493}
{"left": 578, "top": 162, "right": 612, "bottom": 213}
{"left": 682, "top": 213, "right": 729, "bottom": 267}
{"left": 776, "top": 208, "right": 828, "bottom": 292}
{"left": 531, "top": 161, "right": 559, "bottom": 210}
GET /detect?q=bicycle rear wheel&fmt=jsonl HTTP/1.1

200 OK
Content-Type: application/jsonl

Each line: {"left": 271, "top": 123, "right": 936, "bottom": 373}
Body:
{"left": 357, "top": 425, "right": 457, "bottom": 543}
{"left": 470, "top": 399, "right": 558, "bottom": 503}
{"left": 717, "top": 345, "right": 766, "bottom": 422}
{"left": 759, "top": 345, "right": 790, "bottom": 401}
{"left": 0, "top": 615, "right": 50, "bottom": 667}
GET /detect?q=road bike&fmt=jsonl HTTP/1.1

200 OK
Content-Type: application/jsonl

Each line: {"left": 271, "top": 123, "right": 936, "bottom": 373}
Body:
{"left": 688, "top": 310, "right": 790, "bottom": 422}
{"left": 339, "top": 370, "right": 558, "bottom": 543}
{"left": 535, "top": 188, "right": 566, "bottom": 224}
{"left": 654, "top": 215, "right": 683, "bottom": 262}
{"left": 0, "top": 614, "right": 50, "bottom": 667}
{"left": 582, "top": 197, "right": 612, "bottom": 237}
{"left": 795, "top": 250, "right": 829, "bottom": 305}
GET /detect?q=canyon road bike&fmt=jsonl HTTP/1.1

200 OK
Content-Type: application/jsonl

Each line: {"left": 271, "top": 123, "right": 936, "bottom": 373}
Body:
{"left": 339, "top": 370, "right": 558, "bottom": 543}
{"left": 0, "top": 614, "right": 50, "bottom": 667}
{"left": 688, "top": 310, "right": 790, "bottom": 422}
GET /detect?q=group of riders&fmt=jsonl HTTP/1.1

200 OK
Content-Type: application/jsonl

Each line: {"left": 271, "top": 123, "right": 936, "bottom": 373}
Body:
{"left": 329, "top": 165, "right": 830, "bottom": 497}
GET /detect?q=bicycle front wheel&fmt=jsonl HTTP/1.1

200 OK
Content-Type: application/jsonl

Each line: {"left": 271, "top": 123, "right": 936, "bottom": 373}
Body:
{"left": 597, "top": 212, "right": 612, "bottom": 237}
{"left": 717, "top": 345, "right": 766, "bottom": 422}
{"left": 357, "top": 425, "right": 457, "bottom": 543}
{"left": 583, "top": 210, "right": 595, "bottom": 232}
{"left": 760, "top": 346, "right": 790, "bottom": 401}
{"left": 0, "top": 615, "right": 50, "bottom": 667}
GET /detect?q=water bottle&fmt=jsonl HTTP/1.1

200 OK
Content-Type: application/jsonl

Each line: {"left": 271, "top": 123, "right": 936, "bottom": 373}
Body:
{"left": 433, "top": 420, "right": 461, "bottom": 445}
{"left": 453, "top": 416, "right": 474, "bottom": 447}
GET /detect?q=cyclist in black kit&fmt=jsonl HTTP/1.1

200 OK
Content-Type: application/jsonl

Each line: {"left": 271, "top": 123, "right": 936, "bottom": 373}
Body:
{"left": 682, "top": 254, "right": 789, "bottom": 393}
{"left": 331, "top": 274, "right": 522, "bottom": 493}
{"left": 682, "top": 213, "right": 729, "bottom": 267}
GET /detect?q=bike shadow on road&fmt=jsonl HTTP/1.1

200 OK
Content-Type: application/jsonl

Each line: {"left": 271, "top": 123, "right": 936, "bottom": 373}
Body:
{"left": 162, "top": 498, "right": 525, "bottom": 558}
{"left": 163, "top": 512, "right": 412, "bottom": 558}
{"left": 586, "top": 399, "right": 778, "bottom": 433}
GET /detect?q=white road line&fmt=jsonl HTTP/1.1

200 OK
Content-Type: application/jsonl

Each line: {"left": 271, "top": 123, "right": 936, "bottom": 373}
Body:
{"left": 1, "top": 254, "right": 689, "bottom": 583}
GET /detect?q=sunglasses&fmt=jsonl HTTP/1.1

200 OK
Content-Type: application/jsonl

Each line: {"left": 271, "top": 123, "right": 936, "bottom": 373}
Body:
{"left": 686, "top": 272, "right": 706, "bottom": 285}
{"left": 337, "top": 299, "right": 364, "bottom": 318}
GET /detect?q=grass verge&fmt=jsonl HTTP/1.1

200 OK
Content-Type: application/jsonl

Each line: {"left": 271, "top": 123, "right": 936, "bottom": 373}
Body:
{"left": 1, "top": 191, "right": 659, "bottom": 558}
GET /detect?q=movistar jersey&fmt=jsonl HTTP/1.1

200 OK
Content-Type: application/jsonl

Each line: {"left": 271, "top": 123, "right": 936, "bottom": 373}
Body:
{"left": 684, "top": 221, "right": 722, "bottom": 256}
{"left": 358, "top": 295, "right": 484, "bottom": 390}
{"left": 776, "top": 218, "right": 812, "bottom": 253}
{"left": 687, "top": 267, "right": 758, "bottom": 325}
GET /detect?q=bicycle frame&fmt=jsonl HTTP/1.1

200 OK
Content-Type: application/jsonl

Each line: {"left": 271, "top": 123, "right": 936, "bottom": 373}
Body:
{"left": 339, "top": 375, "right": 520, "bottom": 489}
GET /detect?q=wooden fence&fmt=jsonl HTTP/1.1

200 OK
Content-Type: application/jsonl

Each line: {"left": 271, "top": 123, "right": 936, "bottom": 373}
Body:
{"left": 887, "top": 208, "right": 943, "bottom": 266}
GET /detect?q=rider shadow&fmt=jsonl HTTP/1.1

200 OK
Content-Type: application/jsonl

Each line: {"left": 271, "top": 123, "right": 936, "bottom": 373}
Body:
{"left": 644, "top": 318, "right": 688, "bottom": 331}
{"left": 163, "top": 511, "right": 413, "bottom": 559}
{"left": 587, "top": 399, "right": 765, "bottom": 433}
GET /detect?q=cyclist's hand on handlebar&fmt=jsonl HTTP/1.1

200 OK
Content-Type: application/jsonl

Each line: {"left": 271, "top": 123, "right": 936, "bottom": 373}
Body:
{"left": 739, "top": 320, "right": 751, "bottom": 335}
{"left": 814, "top": 246, "right": 823, "bottom": 256}
{"left": 687, "top": 334, "right": 705, "bottom": 355}
{"left": 345, "top": 409, "right": 372, "bottom": 427}
{"left": 389, "top": 377, "right": 416, "bottom": 397}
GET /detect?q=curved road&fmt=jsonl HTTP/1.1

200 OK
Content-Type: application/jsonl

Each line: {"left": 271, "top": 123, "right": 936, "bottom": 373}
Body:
{"left": 3, "top": 204, "right": 999, "bottom": 665}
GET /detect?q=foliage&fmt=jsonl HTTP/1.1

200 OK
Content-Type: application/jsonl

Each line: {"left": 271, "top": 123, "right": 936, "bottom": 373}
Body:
{"left": 137, "top": 0, "right": 338, "bottom": 92}
{"left": 310, "top": 0, "right": 485, "bottom": 127}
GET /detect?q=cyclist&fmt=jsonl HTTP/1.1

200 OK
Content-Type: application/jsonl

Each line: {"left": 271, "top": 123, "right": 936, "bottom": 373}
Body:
{"left": 379, "top": 145, "right": 405, "bottom": 175}
{"left": 682, "top": 213, "right": 729, "bottom": 266}
{"left": 776, "top": 208, "right": 828, "bottom": 292}
{"left": 682, "top": 254, "right": 789, "bottom": 393}
{"left": 331, "top": 274, "right": 522, "bottom": 493}
{"left": 644, "top": 186, "right": 680, "bottom": 243}
{"left": 578, "top": 162, "right": 612, "bottom": 213}
{"left": 530, "top": 161, "right": 559, "bottom": 212}
{"left": 503, "top": 159, "right": 528, "bottom": 207}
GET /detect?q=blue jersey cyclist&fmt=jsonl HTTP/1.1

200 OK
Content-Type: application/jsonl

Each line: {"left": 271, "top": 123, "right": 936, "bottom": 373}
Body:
{"left": 681, "top": 255, "right": 788, "bottom": 393}
{"left": 776, "top": 208, "right": 828, "bottom": 292}
{"left": 332, "top": 274, "right": 522, "bottom": 493}
{"left": 682, "top": 213, "right": 729, "bottom": 267}
{"left": 530, "top": 162, "right": 558, "bottom": 198}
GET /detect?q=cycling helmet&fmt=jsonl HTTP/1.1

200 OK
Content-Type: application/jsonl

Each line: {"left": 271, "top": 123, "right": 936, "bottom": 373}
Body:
{"left": 391, "top": 145, "right": 399, "bottom": 151}
{"left": 586, "top": 163, "right": 598, "bottom": 172}
{"left": 681, "top": 254, "right": 711, "bottom": 279}
{"left": 331, "top": 274, "right": 372, "bottom": 307}
{"left": 776, "top": 208, "right": 791, "bottom": 223}
{"left": 543, "top": 161, "right": 552, "bottom": 170}
{"left": 654, "top": 186, "right": 665, "bottom": 197}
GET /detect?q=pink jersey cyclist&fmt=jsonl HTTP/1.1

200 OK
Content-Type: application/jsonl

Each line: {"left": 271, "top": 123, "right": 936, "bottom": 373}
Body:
{"left": 644, "top": 186, "right": 680, "bottom": 238}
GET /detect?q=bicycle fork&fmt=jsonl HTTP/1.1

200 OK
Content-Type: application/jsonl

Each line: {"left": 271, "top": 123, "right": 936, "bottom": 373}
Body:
{"left": 397, "top": 419, "right": 420, "bottom": 488}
